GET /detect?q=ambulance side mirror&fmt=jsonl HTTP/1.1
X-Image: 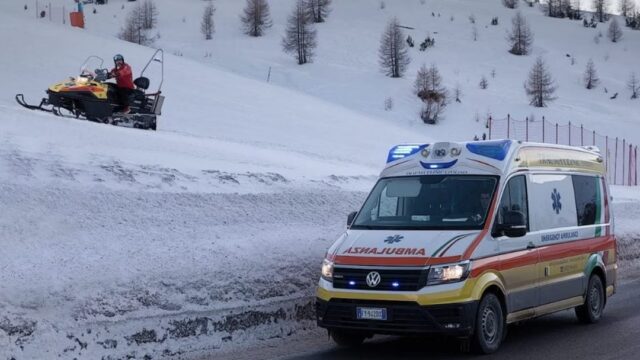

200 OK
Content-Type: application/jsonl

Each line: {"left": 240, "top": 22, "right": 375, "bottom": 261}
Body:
{"left": 495, "top": 211, "right": 527, "bottom": 238}
{"left": 347, "top": 211, "right": 357, "bottom": 227}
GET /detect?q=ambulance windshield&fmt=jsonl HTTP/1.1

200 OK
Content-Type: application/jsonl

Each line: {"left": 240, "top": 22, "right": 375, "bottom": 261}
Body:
{"left": 351, "top": 175, "right": 498, "bottom": 230}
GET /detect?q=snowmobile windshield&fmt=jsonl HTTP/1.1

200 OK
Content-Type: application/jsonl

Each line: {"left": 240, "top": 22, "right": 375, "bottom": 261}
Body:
{"left": 350, "top": 175, "right": 498, "bottom": 231}
{"left": 79, "top": 56, "right": 105, "bottom": 77}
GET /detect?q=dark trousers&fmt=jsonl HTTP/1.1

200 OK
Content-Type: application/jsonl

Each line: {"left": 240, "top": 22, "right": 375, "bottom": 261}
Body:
{"left": 116, "top": 87, "right": 133, "bottom": 109}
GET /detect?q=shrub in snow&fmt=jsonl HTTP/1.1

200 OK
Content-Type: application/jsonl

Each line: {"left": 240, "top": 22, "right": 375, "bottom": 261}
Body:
{"left": 524, "top": 56, "right": 557, "bottom": 107}
{"left": 384, "top": 97, "right": 393, "bottom": 111}
{"left": 282, "top": 0, "right": 317, "bottom": 65}
{"left": 379, "top": 17, "right": 410, "bottom": 77}
{"left": 491, "top": 17, "right": 499, "bottom": 25}
{"left": 454, "top": 83, "right": 463, "bottom": 103}
{"left": 508, "top": 12, "right": 533, "bottom": 55}
{"left": 469, "top": 14, "right": 476, "bottom": 24}
{"left": 419, "top": 36, "right": 435, "bottom": 51}
{"left": 502, "top": 0, "right": 519, "bottom": 9}
{"left": 414, "top": 64, "right": 448, "bottom": 124}
{"left": 406, "top": 35, "right": 414, "bottom": 47}
{"left": 479, "top": 76, "right": 489, "bottom": 89}
{"left": 241, "top": 0, "right": 272, "bottom": 37}
{"left": 607, "top": 17, "right": 623, "bottom": 42}
{"left": 201, "top": 1, "right": 215, "bottom": 40}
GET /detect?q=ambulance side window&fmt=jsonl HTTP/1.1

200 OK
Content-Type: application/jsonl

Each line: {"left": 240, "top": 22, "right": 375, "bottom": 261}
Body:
{"left": 572, "top": 175, "right": 598, "bottom": 226}
{"left": 497, "top": 176, "right": 529, "bottom": 230}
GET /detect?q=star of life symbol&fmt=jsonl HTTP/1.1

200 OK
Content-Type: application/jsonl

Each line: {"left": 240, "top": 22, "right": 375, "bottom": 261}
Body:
{"left": 366, "top": 272, "right": 381, "bottom": 288}
{"left": 384, "top": 235, "right": 404, "bottom": 244}
{"left": 551, "top": 188, "right": 562, "bottom": 214}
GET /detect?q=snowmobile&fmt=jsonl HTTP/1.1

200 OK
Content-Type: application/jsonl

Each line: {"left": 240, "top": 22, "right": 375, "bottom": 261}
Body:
{"left": 16, "top": 49, "right": 165, "bottom": 130}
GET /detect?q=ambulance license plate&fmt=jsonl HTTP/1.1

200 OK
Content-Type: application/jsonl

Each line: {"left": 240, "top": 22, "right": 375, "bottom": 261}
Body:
{"left": 356, "top": 307, "right": 387, "bottom": 320}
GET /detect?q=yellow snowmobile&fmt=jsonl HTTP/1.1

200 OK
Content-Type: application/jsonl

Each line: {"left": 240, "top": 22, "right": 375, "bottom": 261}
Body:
{"left": 16, "top": 50, "right": 164, "bottom": 131}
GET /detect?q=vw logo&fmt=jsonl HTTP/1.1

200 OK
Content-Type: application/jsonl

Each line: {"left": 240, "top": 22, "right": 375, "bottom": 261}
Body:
{"left": 366, "top": 271, "right": 381, "bottom": 288}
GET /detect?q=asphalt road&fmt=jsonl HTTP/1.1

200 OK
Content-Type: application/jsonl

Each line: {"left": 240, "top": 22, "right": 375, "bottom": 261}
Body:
{"left": 222, "top": 275, "right": 640, "bottom": 360}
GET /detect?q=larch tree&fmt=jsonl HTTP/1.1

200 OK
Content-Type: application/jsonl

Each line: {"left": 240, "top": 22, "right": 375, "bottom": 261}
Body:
{"left": 306, "top": 0, "right": 332, "bottom": 23}
{"left": 607, "top": 17, "right": 623, "bottom": 42}
{"left": 201, "top": 1, "right": 215, "bottom": 40}
{"left": 414, "top": 64, "right": 448, "bottom": 124}
{"left": 628, "top": 72, "right": 640, "bottom": 99}
{"left": 583, "top": 59, "right": 599, "bottom": 89}
{"left": 378, "top": 17, "right": 411, "bottom": 78}
{"left": 282, "top": 0, "right": 317, "bottom": 65}
{"left": 240, "top": 0, "right": 272, "bottom": 37}
{"left": 593, "top": 0, "right": 608, "bottom": 22}
{"left": 508, "top": 11, "right": 534, "bottom": 55}
{"left": 524, "top": 56, "right": 558, "bottom": 107}
{"left": 619, "top": 0, "right": 634, "bottom": 18}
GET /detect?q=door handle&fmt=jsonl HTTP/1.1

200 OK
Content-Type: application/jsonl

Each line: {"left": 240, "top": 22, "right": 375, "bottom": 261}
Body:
{"left": 526, "top": 242, "right": 536, "bottom": 250}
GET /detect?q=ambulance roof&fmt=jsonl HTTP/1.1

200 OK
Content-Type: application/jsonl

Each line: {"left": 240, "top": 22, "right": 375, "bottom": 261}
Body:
{"left": 381, "top": 140, "right": 605, "bottom": 178}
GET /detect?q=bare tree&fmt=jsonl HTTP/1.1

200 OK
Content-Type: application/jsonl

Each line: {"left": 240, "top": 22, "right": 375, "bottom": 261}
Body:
{"left": 414, "top": 64, "right": 448, "bottom": 124}
{"left": 201, "top": 1, "right": 215, "bottom": 40}
{"left": 454, "top": 83, "right": 463, "bottom": 103}
{"left": 379, "top": 17, "right": 411, "bottom": 78}
{"left": 593, "top": 0, "right": 608, "bottom": 22}
{"left": 629, "top": 72, "right": 640, "bottom": 99}
{"left": 141, "top": 0, "right": 158, "bottom": 30}
{"left": 524, "top": 56, "right": 558, "bottom": 107}
{"left": 508, "top": 11, "right": 534, "bottom": 55}
{"left": 282, "top": 0, "right": 317, "bottom": 65}
{"left": 503, "top": 0, "right": 519, "bottom": 9}
{"left": 583, "top": 59, "right": 599, "bottom": 89}
{"left": 306, "top": 0, "right": 332, "bottom": 23}
{"left": 607, "top": 17, "right": 623, "bottom": 42}
{"left": 240, "top": 0, "right": 272, "bottom": 37}
{"left": 472, "top": 24, "right": 478, "bottom": 41}
{"left": 118, "top": 4, "right": 153, "bottom": 46}
{"left": 479, "top": 76, "right": 489, "bottom": 89}
{"left": 619, "top": 0, "right": 635, "bottom": 17}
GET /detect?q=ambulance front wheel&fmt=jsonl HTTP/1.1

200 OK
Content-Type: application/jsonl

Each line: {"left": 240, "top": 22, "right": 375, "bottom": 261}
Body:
{"left": 472, "top": 292, "right": 505, "bottom": 354}
{"left": 330, "top": 329, "right": 366, "bottom": 347}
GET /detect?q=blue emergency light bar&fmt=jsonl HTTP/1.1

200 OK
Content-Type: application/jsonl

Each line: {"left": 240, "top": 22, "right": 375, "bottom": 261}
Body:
{"left": 465, "top": 140, "right": 512, "bottom": 161}
{"left": 386, "top": 144, "right": 428, "bottom": 163}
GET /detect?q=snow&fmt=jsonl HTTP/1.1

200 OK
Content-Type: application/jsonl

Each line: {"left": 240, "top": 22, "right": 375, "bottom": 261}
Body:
{"left": 0, "top": 0, "right": 639, "bottom": 359}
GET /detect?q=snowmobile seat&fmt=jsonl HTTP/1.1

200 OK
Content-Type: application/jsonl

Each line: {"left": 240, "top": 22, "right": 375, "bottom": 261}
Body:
{"left": 134, "top": 77, "right": 150, "bottom": 91}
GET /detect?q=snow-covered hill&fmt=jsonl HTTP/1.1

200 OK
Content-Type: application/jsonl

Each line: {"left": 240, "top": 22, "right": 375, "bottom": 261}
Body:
{"left": 1, "top": 0, "right": 639, "bottom": 359}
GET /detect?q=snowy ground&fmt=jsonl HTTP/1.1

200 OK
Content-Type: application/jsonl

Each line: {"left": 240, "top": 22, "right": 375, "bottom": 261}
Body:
{"left": 1, "top": 0, "right": 639, "bottom": 359}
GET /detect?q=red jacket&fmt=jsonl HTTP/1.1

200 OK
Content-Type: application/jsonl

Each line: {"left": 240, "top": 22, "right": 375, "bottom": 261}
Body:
{"left": 110, "top": 63, "right": 135, "bottom": 90}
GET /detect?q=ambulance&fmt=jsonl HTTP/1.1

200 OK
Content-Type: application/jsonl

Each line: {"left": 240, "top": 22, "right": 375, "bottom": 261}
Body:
{"left": 316, "top": 140, "right": 616, "bottom": 353}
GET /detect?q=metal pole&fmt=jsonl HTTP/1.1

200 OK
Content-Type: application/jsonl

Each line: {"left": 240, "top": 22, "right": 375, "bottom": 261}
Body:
{"left": 635, "top": 146, "right": 638, "bottom": 186}
{"left": 629, "top": 144, "right": 633, "bottom": 186}
{"left": 63, "top": 5, "right": 65, "bottom": 25}
{"left": 526, "top": 117, "right": 529, "bottom": 141}
{"left": 49, "top": 2, "right": 51, "bottom": 21}
{"left": 580, "top": 124, "right": 584, "bottom": 146}
{"left": 623, "top": 139, "right": 626, "bottom": 186}
{"left": 267, "top": 66, "right": 272, "bottom": 83}
{"left": 555, "top": 123, "right": 558, "bottom": 144}
{"left": 569, "top": 121, "right": 572, "bottom": 146}
{"left": 488, "top": 116, "right": 492, "bottom": 140}
{"left": 542, "top": 117, "right": 545, "bottom": 143}
{"left": 593, "top": 130, "right": 595, "bottom": 146}
{"left": 507, "top": 114, "right": 510, "bottom": 139}
{"left": 615, "top": 137, "right": 619, "bottom": 185}
{"left": 605, "top": 136, "right": 609, "bottom": 178}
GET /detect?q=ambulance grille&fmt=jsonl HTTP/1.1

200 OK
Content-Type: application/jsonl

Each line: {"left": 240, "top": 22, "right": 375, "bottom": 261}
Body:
{"left": 332, "top": 267, "right": 427, "bottom": 291}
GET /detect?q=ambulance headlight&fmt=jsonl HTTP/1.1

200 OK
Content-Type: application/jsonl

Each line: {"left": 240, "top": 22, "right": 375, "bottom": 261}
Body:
{"left": 426, "top": 261, "right": 470, "bottom": 285}
{"left": 321, "top": 259, "right": 334, "bottom": 282}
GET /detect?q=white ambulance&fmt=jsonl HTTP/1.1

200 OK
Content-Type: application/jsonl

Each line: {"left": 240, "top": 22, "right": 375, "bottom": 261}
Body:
{"left": 316, "top": 140, "right": 616, "bottom": 353}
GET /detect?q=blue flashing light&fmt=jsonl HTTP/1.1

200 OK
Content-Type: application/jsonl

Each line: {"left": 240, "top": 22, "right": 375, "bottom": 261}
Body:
{"left": 391, "top": 282, "right": 400, "bottom": 288}
{"left": 466, "top": 140, "right": 512, "bottom": 161}
{"left": 348, "top": 280, "right": 356, "bottom": 286}
{"left": 419, "top": 159, "right": 458, "bottom": 170}
{"left": 387, "top": 144, "right": 428, "bottom": 163}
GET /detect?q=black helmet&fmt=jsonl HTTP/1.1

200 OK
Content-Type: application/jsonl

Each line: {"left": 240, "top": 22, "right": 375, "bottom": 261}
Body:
{"left": 113, "top": 54, "right": 124, "bottom": 63}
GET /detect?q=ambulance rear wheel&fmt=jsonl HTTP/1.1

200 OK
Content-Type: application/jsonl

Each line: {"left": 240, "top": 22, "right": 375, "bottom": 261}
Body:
{"left": 330, "top": 330, "right": 366, "bottom": 347}
{"left": 472, "top": 293, "right": 504, "bottom": 354}
{"left": 575, "top": 274, "right": 604, "bottom": 324}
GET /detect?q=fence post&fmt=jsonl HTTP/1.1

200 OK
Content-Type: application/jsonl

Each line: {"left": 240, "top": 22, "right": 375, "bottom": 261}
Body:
{"left": 555, "top": 123, "right": 559, "bottom": 144}
{"left": 507, "top": 114, "right": 510, "bottom": 139}
{"left": 526, "top": 117, "right": 529, "bottom": 141}
{"left": 635, "top": 146, "right": 638, "bottom": 186}
{"left": 615, "top": 137, "right": 619, "bottom": 185}
{"left": 569, "top": 121, "right": 572, "bottom": 145}
{"left": 580, "top": 125, "right": 584, "bottom": 146}
{"left": 605, "top": 136, "right": 609, "bottom": 180}
{"left": 592, "top": 130, "right": 596, "bottom": 146}
{"left": 488, "top": 116, "right": 492, "bottom": 140}
{"left": 49, "top": 2, "right": 51, "bottom": 21}
{"left": 623, "top": 139, "right": 626, "bottom": 186}
{"left": 542, "top": 117, "right": 545, "bottom": 143}
{"left": 629, "top": 144, "right": 633, "bottom": 186}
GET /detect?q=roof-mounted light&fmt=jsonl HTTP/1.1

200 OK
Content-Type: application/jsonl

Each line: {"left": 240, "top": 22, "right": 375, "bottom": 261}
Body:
{"left": 386, "top": 144, "right": 429, "bottom": 163}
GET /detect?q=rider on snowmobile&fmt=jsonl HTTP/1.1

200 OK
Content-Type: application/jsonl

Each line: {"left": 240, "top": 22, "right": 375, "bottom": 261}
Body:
{"left": 109, "top": 54, "right": 135, "bottom": 114}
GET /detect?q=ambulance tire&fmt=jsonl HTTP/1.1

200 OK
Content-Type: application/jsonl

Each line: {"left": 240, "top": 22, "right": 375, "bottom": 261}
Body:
{"left": 575, "top": 274, "right": 604, "bottom": 324}
{"left": 330, "top": 330, "right": 366, "bottom": 347}
{"left": 472, "top": 293, "right": 504, "bottom": 354}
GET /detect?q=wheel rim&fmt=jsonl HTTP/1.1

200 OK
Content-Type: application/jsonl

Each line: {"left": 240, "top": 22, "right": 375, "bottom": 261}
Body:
{"left": 589, "top": 283, "right": 602, "bottom": 316}
{"left": 481, "top": 306, "right": 498, "bottom": 344}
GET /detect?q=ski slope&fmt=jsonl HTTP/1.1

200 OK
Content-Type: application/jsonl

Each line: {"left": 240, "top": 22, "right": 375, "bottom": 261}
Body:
{"left": 0, "top": 0, "right": 639, "bottom": 359}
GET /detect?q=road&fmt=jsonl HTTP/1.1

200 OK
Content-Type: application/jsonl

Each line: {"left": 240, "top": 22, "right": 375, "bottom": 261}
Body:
{"left": 219, "top": 275, "right": 640, "bottom": 360}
